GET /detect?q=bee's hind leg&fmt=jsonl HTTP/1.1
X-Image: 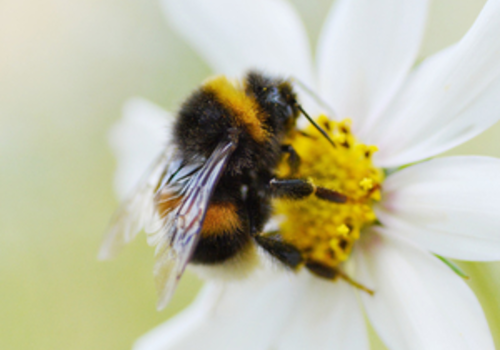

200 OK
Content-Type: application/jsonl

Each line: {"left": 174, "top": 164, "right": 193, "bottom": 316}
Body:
{"left": 306, "top": 262, "right": 374, "bottom": 295}
{"left": 254, "top": 231, "right": 303, "bottom": 269}
{"left": 270, "top": 178, "right": 347, "bottom": 203}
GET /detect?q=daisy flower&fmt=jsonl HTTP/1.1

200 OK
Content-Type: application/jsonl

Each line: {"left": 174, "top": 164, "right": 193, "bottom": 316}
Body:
{"left": 110, "top": 0, "right": 500, "bottom": 349}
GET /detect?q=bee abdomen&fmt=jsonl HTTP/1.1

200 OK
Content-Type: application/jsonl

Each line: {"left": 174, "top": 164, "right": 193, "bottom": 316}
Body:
{"left": 190, "top": 202, "right": 251, "bottom": 264}
{"left": 191, "top": 231, "right": 252, "bottom": 264}
{"left": 200, "top": 202, "right": 241, "bottom": 236}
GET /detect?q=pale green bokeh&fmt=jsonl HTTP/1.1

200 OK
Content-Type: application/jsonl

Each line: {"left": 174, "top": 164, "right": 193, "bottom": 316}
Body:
{"left": 0, "top": 0, "right": 498, "bottom": 349}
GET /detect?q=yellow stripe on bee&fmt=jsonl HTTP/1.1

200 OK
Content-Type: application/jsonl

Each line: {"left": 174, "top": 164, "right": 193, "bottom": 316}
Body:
{"left": 204, "top": 76, "right": 269, "bottom": 143}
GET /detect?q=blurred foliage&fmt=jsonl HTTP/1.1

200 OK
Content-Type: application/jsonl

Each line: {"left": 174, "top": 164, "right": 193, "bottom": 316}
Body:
{"left": 0, "top": 0, "right": 497, "bottom": 349}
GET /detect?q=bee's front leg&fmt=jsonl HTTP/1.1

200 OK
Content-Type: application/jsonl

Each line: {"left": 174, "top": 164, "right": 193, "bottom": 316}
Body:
{"left": 269, "top": 178, "right": 347, "bottom": 203}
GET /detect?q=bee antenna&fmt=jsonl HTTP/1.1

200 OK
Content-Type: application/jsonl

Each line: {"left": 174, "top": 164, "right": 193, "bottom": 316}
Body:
{"left": 297, "top": 104, "right": 336, "bottom": 149}
{"left": 291, "top": 78, "right": 338, "bottom": 118}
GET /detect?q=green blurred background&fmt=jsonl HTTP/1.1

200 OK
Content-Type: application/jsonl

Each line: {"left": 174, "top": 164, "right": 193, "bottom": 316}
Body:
{"left": 1, "top": 0, "right": 499, "bottom": 349}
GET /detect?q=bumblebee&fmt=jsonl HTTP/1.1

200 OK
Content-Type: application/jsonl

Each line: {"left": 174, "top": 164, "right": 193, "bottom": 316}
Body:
{"left": 99, "top": 71, "right": 349, "bottom": 309}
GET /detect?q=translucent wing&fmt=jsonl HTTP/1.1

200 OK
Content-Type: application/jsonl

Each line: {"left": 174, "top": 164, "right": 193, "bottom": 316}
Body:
{"left": 153, "top": 139, "right": 238, "bottom": 309}
{"left": 98, "top": 150, "right": 174, "bottom": 260}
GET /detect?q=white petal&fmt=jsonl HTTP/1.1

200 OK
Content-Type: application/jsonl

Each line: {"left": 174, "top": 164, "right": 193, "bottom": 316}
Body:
{"left": 134, "top": 269, "right": 301, "bottom": 350}
{"left": 316, "top": 0, "right": 428, "bottom": 131}
{"left": 378, "top": 156, "right": 500, "bottom": 261}
{"left": 275, "top": 273, "right": 369, "bottom": 350}
{"left": 370, "top": 0, "right": 500, "bottom": 167}
{"left": 133, "top": 284, "right": 222, "bottom": 350}
{"left": 109, "top": 98, "right": 172, "bottom": 200}
{"left": 355, "top": 231, "right": 494, "bottom": 350}
{"left": 161, "top": 0, "right": 314, "bottom": 85}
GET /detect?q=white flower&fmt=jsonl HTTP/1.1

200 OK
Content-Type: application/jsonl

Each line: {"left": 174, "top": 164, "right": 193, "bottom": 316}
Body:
{"left": 110, "top": 0, "right": 500, "bottom": 349}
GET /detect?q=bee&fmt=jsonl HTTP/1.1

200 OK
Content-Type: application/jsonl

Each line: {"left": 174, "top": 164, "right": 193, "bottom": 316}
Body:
{"left": 99, "top": 71, "right": 347, "bottom": 309}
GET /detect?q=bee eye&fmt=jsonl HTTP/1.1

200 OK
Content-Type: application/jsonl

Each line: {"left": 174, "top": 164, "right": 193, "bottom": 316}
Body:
{"left": 265, "top": 87, "right": 285, "bottom": 106}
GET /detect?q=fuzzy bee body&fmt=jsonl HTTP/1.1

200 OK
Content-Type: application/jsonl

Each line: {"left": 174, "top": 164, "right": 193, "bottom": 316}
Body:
{"left": 169, "top": 72, "right": 299, "bottom": 264}
{"left": 100, "top": 71, "right": 348, "bottom": 309}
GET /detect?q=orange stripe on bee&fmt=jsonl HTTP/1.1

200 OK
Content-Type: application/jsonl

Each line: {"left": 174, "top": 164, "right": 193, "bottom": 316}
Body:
{"left": 203, "top": 76, "right": 269, "bottom": 143}
{"left": 201, "top": 202, "right": 241, "bottom": 237}
{"left": 157, "top": 191, "right": 182, "bottom": 218}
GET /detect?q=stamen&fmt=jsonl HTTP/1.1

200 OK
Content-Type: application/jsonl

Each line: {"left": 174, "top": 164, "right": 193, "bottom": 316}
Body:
{"left": 359, "top": 178, "right": 374, "bottom": 191}
{"left": 336, "top": 224, "right": 350, "bottom": 236}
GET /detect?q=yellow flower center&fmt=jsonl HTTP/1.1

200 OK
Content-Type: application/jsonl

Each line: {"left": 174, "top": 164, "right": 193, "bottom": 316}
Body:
{"left": 275, "top": 116, "right": 383, "bottom": 270}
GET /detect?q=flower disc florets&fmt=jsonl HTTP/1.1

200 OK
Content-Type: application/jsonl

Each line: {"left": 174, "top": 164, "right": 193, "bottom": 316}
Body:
{"left": 275, "top": 116, "right": 384, "bottom": 270}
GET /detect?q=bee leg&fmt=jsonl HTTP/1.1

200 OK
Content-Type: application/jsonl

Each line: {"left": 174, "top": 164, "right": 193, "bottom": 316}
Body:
{"left": 270, "top": 178, "right": 347, "bottom": 203}
{"left": 244, "top": 185, "right": 271, "bottom": 237}
{"left": 254, "top": 231, "right": 303, "bottom": 269}
{"left": 306, "top": 262, "right": 374, "bottom": 295}
{"left": 281, "top": 144, "right": 301, "bottom": 175}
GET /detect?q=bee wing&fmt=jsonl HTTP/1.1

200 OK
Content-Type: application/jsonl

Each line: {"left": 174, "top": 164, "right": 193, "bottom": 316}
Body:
{"left": 153, "top": 138, "right": 238, "bottom": 310}
{"left": 98, "top": 150, "right": 175, "bottom": 260}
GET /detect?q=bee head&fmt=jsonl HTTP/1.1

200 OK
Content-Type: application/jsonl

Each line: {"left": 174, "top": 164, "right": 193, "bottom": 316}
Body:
{"left": 245, "top": 71, "right": 300, "bottom": 136}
